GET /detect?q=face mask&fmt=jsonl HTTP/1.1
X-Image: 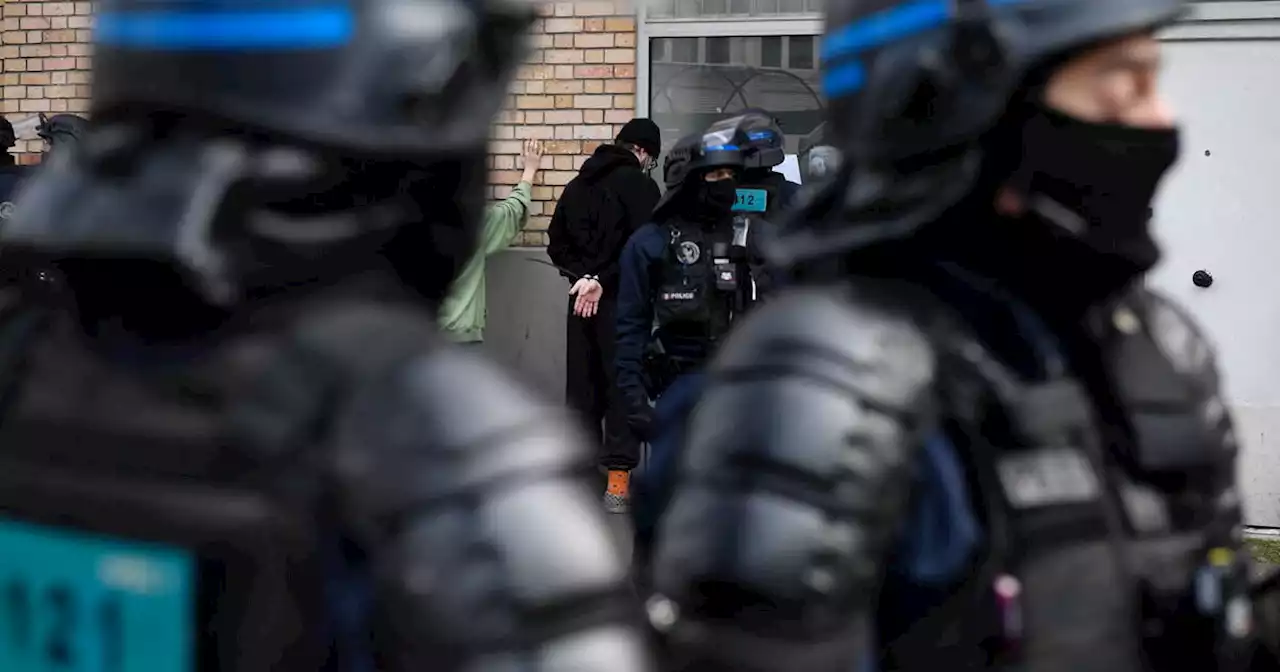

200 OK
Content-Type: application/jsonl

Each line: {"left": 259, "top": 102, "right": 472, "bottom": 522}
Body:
{"left": 1009, "top": 103, "right": 1180, "bottom": 276}
{"left": 696, "top": 178, "right": 738, "bottom": 219}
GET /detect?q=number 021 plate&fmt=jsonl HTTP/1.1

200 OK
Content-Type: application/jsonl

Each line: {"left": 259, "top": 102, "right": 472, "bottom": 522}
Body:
{"left": 0, "top": 517, "right": 195, "bottom": 672}
{"left": 732, "top": 188, "right": 768, "bottom": 212}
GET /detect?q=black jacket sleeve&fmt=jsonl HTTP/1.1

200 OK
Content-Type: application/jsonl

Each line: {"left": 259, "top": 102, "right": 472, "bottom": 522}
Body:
{"left": 651, "top": 285, "right": 937, "bottom": 672}
{"left": 614, "top": 223, "right": 663, "bottom": 409}
{"left": 587, "top": 170, "right": 661, "bottom": 291}
{"left": 545, "top": 181, "right": 589, "bottom": 282}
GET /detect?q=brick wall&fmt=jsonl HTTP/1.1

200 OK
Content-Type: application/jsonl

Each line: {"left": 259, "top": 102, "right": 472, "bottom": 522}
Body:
{"left": 0, "top": 1, "right": 643, "bottom": 246}
{"left": 492, "top": 0, "right": 640, "bottom": 246}
{"left": 1, "top": 0, "right": 93, "bottom": 164}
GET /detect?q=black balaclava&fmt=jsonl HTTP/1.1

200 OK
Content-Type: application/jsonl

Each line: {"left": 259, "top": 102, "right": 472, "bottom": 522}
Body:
{"left": 688, "top": 175, "right": 738, "bottom": 227}
{"left": 938, "top": 87, "right": 1180, "bottom": 318}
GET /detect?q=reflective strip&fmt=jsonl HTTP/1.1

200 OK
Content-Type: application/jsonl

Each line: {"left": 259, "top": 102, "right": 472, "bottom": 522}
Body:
{"left": 95, "top": 6, "right": 355, "bottom": 50}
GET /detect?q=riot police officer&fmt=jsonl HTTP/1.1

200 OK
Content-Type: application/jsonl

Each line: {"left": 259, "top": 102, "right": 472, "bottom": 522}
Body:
{"left": 0, "top": 1, "right": 653, "bottom": 671}
{"left": 647, "top": 1, "right": 1271, "bottom": 671}
{"left": 734, "top": 109, "right": 801, "bottom": 214}
{"left": 615, "top": 120, "right": 758, "bottom": 560}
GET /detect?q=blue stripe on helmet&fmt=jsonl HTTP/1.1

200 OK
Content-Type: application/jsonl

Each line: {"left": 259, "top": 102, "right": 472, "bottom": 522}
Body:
{"left": 821, "top": 0, "right": 949, "bottom": 62}
{"left": 822, "top": 62, "right": 867, "bottom": 98}
{"left": 704, "top": 144, "right": 740, "bottom": 152}
{"left": 747, "top": 131, "right": 773, "bottom": 140}
{"left": 821, "top": 0, "right": 1026, "bottom": 62}
{"left": 95, "top": 6, "right": 354, "bottom": 50}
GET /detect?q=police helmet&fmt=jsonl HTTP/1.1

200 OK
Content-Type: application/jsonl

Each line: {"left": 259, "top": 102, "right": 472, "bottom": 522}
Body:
{"left": 778, "top": 0, "right": 1184, "bottom": 261}
{"left": 653, "top": 120, "right": 748, "bottom": 219}
{"left": 5, "top": 0, "right": 537, "bottom": 306}
{"left": 824, "top": 0, "right": 1183, "bottom": 166}
{"left": 735, "top": 109, "right": 786, "bottom": 170}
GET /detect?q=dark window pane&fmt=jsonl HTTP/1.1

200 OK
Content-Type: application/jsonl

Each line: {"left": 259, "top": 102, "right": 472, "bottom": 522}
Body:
{"left": 674, "top": 0, "right": 702, "bottom": 17}
{"left": 789, "top": 35, "right": 815, "bottom": 69}
{"left": 702, "top": 0, "right": 727, "bottom": 14}
{"left": 706, "top": 37, "right": 730, "bottom": 64}
{"left": 647, "top": 0, "right": 675, "bottom": 17}
{"left": 670, "top": 37, "right": 698, "bottom": 63}
{"left": 649, "top": 33, "right": 826, "bottom": 188}
{"left": 760, "top": 36, "right": 782, "bottom": 68}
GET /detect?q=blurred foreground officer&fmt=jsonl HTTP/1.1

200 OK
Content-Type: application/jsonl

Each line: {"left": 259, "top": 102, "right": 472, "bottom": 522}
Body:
{"left": 0, "top": 1, "right": 652, "bottom": 671}
{"left": 649, "top": 1, "right": 1272, "bottom": 671}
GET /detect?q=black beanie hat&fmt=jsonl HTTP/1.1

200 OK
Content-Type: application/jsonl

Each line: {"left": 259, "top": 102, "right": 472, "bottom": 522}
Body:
{"left": 615, "top": 118, "right": 661, "bottom": 157}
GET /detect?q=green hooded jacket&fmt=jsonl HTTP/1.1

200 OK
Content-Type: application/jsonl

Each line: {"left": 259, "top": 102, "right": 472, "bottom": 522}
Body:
{"left": 439, "top": 181, "right": 532, "bottom": 342}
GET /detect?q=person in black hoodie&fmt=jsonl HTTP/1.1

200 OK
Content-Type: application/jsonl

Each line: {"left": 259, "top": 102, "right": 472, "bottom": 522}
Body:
{"left": 547, "top": 117, "right": 661, "bottom": 512}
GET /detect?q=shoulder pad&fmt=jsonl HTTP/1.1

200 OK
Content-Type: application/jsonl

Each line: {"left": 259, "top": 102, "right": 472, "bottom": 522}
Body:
{"left": 653, "top": 286, "right": 937, "bottom": 642}
{"left": 712, "top": 284, "right": 937, "bottom": 406}
{"left": 331, "top": 347, "right": 589, "bottom": 528}
{"left": 1130, "top": 288, "right": 1218, "bottom": 382}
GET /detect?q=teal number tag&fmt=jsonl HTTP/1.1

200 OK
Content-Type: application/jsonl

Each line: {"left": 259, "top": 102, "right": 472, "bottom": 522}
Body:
{"left": 0, "top": 517, "right": 195, "bottom": 672}
{"left": 732, "top": 188, "right": 768, "bottom": 212}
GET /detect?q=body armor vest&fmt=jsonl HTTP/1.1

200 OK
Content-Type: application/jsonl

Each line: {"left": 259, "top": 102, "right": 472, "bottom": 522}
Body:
{"left": 883, "top": 276, "right": 1247, "bottom": 672}
{"left": 654, "top": 222, "right": 736, "bottom": 347}
{"left": 0, "top": 298, "right": 440, "bottom": 672}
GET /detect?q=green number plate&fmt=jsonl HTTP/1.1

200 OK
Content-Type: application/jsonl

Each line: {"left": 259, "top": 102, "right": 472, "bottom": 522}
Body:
{"left": 733, "top": 188, "right": 768, "bottom": 212}
{"left": 0, "top": 517, "right": 195, "bottom": 672}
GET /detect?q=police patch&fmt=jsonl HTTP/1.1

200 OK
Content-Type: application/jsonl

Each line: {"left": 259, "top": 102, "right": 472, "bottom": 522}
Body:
{"left": 0, "top": 201, "right": 13, "bottom": 220}
{"left": 676, "top": 240, "right": 700, "bottom": 265}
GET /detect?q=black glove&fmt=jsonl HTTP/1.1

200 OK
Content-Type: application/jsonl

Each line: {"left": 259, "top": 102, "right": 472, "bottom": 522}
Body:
{"left": 627, "top": 404, "right": 656, "bottom": 442}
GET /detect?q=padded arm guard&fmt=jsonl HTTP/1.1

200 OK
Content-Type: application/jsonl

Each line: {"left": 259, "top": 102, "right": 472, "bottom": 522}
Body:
{"left": 650, "top": 286, "right": 938, "bottom": 672}
{"left": 333, "top": 348, "right": 653, "bottom": 672}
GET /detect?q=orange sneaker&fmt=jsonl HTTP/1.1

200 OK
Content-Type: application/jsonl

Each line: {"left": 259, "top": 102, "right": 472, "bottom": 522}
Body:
{"left": 603, "top": 469, "right": 631, "bottom": 514}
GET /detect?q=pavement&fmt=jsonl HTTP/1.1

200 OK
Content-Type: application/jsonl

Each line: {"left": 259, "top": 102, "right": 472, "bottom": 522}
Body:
{"left": 606, "top": 511, "right": 634, "bottom": 560}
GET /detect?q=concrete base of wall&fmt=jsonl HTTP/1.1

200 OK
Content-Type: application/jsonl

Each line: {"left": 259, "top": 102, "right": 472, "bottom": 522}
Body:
{"left": 483, "top": 247, "right": 570, "bottom": 403}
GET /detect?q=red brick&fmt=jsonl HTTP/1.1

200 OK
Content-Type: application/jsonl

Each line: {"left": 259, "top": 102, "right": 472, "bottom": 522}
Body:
{"left": 604, "top": 79, "right": 634, "bottom": 94}
{"left": 575, "top": 65, "right": 613, "bottom": 78}
{"left": 605, "top": 17, "right": 636, "bottom": 32}
{"left": 515, "top": 125, "right": 555, "bottom": 139}
{"left": 573, "top": 125, "right": 614, "bottom": 140}
{"left": 543, "top": 109, "right": 584, "bottom": 124}
{"left": 515, "top": 95, "right": 554, "bottom": 109}
{"left": 543, "top": 170, "right": 578, "bottom": 186}
{"left": 605, "top": 110, "right": 634, "bottom": 124}
{"left": 545, "top": 79, "right": 584, "bottom": 94}
{"left": 542, "top": 18, "right": 583, "bottom": 33}
{"left": 604, "top": 49, "right": 634, "bottom": 64}
{"left": 544, "top": 49, "right": 584, "bottom": 64}
{"left": 573, "top": 2, "right": 617, "bottom": 16}
{"left": 574, "top": 33, "right": 614, "bottom": 49}
{"left": 574, "top": 94, "right": 613, "bottom": 109}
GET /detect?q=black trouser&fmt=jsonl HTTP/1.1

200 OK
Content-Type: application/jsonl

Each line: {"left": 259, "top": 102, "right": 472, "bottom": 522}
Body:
{"left": 565, "top": 293, "right": 640, "bottom": 472}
